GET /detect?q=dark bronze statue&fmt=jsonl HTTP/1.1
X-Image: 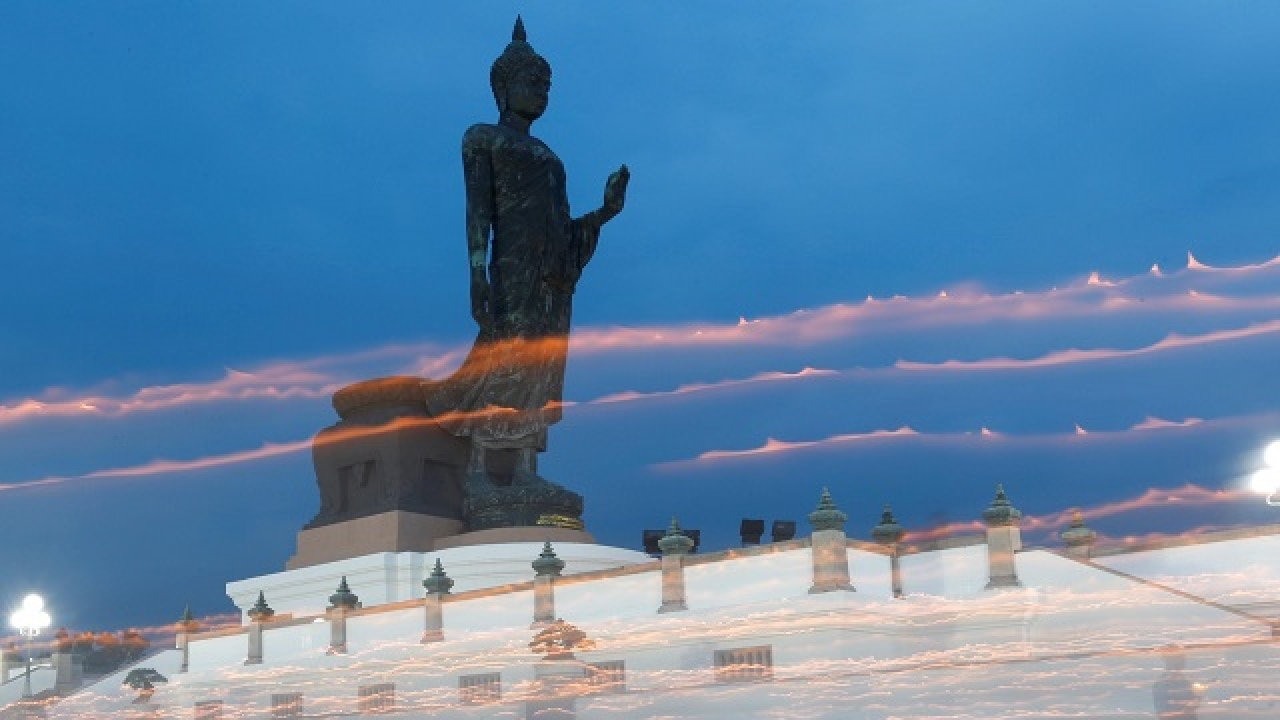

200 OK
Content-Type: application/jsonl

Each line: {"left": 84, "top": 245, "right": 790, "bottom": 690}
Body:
{"left": 300, "top": 18, "right": 624, "bottom": 543}
{"left": 424, "top": 17, "right": 628, "bottom": 521}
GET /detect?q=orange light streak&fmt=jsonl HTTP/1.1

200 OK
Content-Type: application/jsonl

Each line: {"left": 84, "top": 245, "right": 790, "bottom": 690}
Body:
{"left": 2, "top": 254, "right": 1279, "bottom": 432}
{"left": 903, "top": 484, "right": 1246, "bottom": 543}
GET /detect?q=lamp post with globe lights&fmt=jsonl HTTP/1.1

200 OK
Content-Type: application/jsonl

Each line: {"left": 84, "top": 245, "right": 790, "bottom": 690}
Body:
{"left": 1248, "top": 440, "right": 1280, "bottom": 506}
{"left": 9, "top": 594, "right": 51, "bottom": 698}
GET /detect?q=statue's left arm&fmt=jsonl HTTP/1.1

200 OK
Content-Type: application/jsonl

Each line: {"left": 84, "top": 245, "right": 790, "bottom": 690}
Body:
{"left": 568, "top": 164, "right": 630, "bottom": 273}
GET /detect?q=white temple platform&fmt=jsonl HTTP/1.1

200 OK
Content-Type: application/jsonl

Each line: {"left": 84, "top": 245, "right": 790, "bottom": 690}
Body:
{"left": 226, "top": 541, "right": 650, "bottom": 622}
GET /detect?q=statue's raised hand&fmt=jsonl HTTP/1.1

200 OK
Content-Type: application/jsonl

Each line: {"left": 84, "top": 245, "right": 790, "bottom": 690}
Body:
{"left": 601, "top": 164, "right": 630, "bottom": 223}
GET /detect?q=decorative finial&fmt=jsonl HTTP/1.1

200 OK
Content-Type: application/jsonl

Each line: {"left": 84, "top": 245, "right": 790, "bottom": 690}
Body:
{"left": 247, "top": 591, "right": 275, "bottom": 622}
{"left": 982, "top": 484, "right": 1023, "bottom": 527}
{"left": 532, "top": 540, "right": 566, "bottom": 577}
{"left": 658, "top": 516, "right": 695, "bottom": 556}
{"left": 871, "top": 503, "right": 905, "bottom": 545}
{"left": 808, "top": 487, "right": 848, "bottom": 532}
{"left": 513, "top": 15, "right": 526, "bottom": 43}
{"left": 423, "top": 558, "right": 455, "bottom": 595}
{"left": 1060, "top": 508, "right": 1098, "bottom": 550}
{"left": 328, "top": 576, "right": 361, "bottom": 610}
{"left": 178, "top": 604, "right": 198, "bottom": 633}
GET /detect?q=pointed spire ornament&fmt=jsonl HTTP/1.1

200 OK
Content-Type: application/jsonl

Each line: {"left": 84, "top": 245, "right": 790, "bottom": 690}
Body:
{"left": 328, "top": 576, "right": 361, "bottom": 610}
{"left": 808, "top": 487, "right": 848, "bottom": 531}
{"left": 247, "top": 591, "right": 275, "bottom": 622}
{"left": 423, "top": 558, "right": 455, "bottom": 595}
{"left": 981, "top": 484, "right": 1022, "bottom": 527}
{"left": 532, "top": 541, "right": 566, "bottom": 577}
{"left": 178, "top": 604, "right": 198, "bottom": 633}
{"left": 871, "top": 504, "right": 905, "bottom": 545}
{"left": 657, "top": 516, "right": 695, "bottom": 556}
{"left": 1060, "top": 509, "right": 1098, "bottom": 555}
{"left": 513, "top": 15, "right": 526, "bottom": 42}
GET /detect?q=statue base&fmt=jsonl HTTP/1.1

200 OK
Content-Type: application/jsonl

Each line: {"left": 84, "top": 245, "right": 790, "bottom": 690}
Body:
{"left": 286, "top": 510, "right": 466, "bottom": 570}
{"left": 464, "top": 483, "right": 585, "bottom": 532}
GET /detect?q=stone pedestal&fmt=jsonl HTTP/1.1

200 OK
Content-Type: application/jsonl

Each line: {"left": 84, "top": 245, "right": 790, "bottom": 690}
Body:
{"left": 305, "top": 377, "right": 467, "bottom": 535}
{"left": 809, "top": 528, "right": 855, "bottom": 594}
{"left": 985, "top": 525, "right": 1023, "bottom": 589}
{"left": 51, "top": 652, "right": 81, "bottom": 695}
{"left": 288, "top": 511, "right": 465, "bottom": 570}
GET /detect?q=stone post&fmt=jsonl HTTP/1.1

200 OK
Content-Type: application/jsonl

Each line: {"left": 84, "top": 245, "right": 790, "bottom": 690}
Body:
{"left": 0, "top": 642, "right": 18, "bottom": 683}
{"left": 871, "top": 504, "right": 906, "bottom": 598}
{"left": 244, "top": 591, "right": 274, "bottom": 665}
{"left": 532, "top": 542, "right": 566, "bottom": 628}
{"left": 982, "top": 485, "right": 1023, "bottom": 589}
{"left": 808, "top": 488, "right": 855, "bottom": 594}
{"left": 529, "top": 620, "right": 593, "bottom": 720}
{"left": 421, "top": 559, "right": 453, "bottom": 643}
{"left": 176, "top": 605, "right": 198, "bottom": 673}
{"left": 51, "top": 629, "right": 81, "bottom": 695}
{"left": 1060, "top": 510, "right": 1098, "bottom": 560}
{"left": 657, "top": 517, "right": 694, "bottom": 613}
{"left": 326, "top": 577, "right": 361, "bottom": 655}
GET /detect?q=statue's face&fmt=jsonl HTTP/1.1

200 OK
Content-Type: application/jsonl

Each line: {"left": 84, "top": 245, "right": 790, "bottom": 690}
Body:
{"left": 505, "top": 65, "right": 550, "bottom": 121}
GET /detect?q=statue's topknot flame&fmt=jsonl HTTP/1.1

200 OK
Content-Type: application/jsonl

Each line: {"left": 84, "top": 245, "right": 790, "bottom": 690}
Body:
{"left": 490, "top": 15, "right": 550, "bottom": 112}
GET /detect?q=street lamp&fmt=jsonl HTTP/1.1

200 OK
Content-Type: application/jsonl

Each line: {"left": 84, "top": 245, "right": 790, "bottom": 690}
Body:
{"left": 1248, "top": 440, "right": 1280, "bottom": 506}
{"left": 9, "top": 593, "right": 51, "bottom": 698}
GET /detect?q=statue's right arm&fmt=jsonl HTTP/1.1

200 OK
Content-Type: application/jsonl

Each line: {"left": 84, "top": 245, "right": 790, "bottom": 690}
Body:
{"left": 462, "top": 126, "right": 495, "bottom": 332}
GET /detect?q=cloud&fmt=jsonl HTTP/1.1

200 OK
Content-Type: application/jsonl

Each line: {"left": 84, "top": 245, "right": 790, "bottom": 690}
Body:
{"left": 664, "top": 414, "right": 1255, "bottom": 468}
{"left": 904, "top": 484, "right": 1247, "bottom": 544}
{"left": 0, "top": 439, "right": 313, "bottom": 493}
{"left": 1131, "top": 416, "right": 1204, "bottom": 431}
{"left": 0, "top": 253, "right": 1276, "bottom": 434}
{"left": 590, "top": 367, "right": 837, "bottom": 405}
{"left": 895, "top": 319, "right": 1280, "bottom": 372}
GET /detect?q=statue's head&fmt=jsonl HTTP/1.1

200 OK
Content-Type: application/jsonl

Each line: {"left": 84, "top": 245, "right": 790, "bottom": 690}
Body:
{"left": 490, "top": 16, "right": 552, "bottom": 121}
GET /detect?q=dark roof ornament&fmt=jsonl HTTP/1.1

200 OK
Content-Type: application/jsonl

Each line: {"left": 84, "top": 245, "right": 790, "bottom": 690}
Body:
{"left": 981, "top": 484, "right": 1023, "bottom": 527}
{"left": 328, "top": 576, "right": 361, "bottom": 610}
{"left": 808, "top": 487, "right": 848, "bottom": 532}
{"left": 423, "top": 558, "right": 455, "bottom": 595}
{"left": 513, "top": 14, "right": 526, "bottom": 43}
{"left": 247, "top": 591, "right": 275, "bottom": 622}
{"left": 532, "top": 541, "right": 566, "bottom": 577}
{"left": 1060, "top": 509, "right": 1098, "bottom": 548}
{"left": 871, "top": 504, "right": 906, "bottom": 545}
{"left": 657, "top": 516, "right": 695, "bottom": 556}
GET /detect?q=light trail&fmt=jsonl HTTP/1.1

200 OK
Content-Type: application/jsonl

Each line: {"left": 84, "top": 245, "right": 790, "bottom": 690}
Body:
{"left": 896, "top": 318, "right": 1280, "bottom": 372}
{"left": 1, "top": 254, "right": 1277, "bottom": 432}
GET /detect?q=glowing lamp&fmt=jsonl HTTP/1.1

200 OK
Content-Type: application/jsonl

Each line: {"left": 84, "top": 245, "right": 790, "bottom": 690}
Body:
{"left": 1252, "top": 441, "right": 1280, "bottom": 506}
{"left": 1265, "top": 440, "right": 1280, "bottom": 469}
{"left": 1250, "top": 468, "right": 1280, "bottom": 495}
{"left": 9, "top": 593, "right": 51, "bottom": 698}
{"left": 9, "top": 594, "right": 50, "bottom": 635}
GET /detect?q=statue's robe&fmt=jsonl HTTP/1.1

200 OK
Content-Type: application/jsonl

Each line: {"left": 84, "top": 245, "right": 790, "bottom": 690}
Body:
{"left": 424, "top": 123, "right": 601, "bottom": 450}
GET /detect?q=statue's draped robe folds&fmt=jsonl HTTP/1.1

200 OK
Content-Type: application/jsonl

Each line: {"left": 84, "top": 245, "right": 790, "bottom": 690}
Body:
{"left": 425, "top": 123, "right": 601, "bottom": 449}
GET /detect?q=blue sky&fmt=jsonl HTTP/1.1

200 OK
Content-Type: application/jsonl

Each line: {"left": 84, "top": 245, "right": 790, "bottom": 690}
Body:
{"left": 2, "top": 2, "right": 1280, "bottom": 634}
